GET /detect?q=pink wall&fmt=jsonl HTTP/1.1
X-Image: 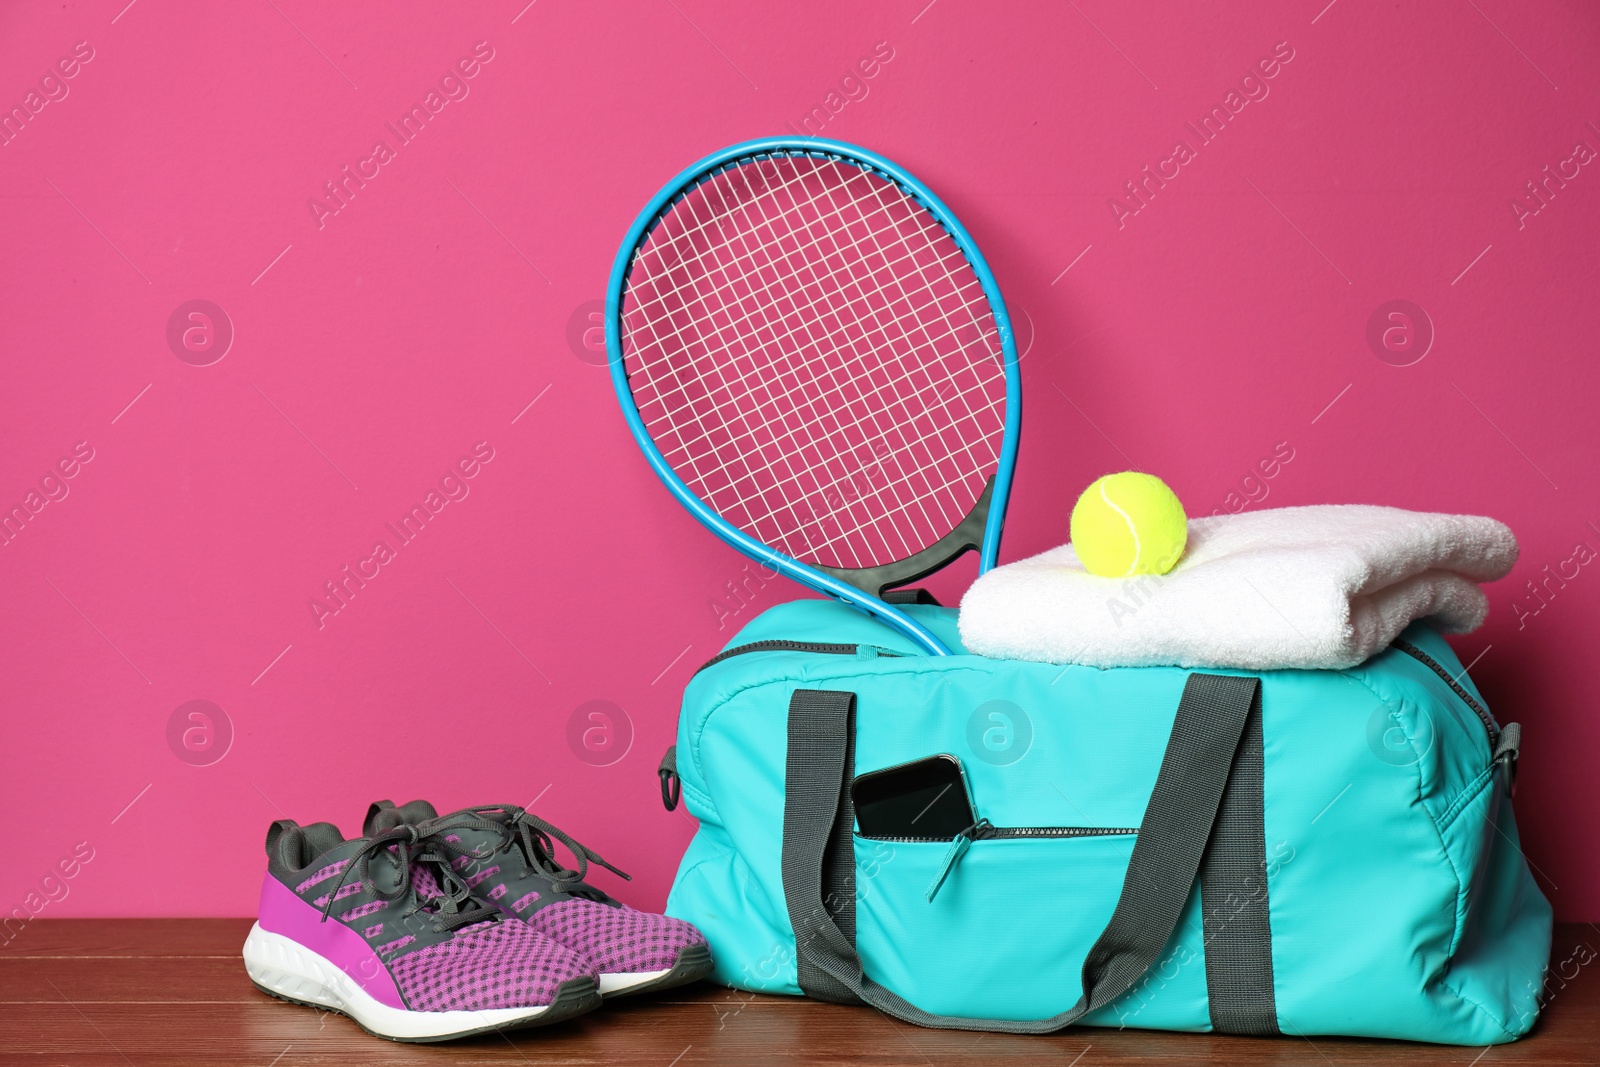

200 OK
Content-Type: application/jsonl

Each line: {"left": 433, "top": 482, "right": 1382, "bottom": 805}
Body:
{"left": 2, "top": 0, "right": 1597, "bottom": 930}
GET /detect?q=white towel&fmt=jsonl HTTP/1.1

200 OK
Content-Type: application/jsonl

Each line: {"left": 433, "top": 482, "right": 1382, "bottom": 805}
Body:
{"left": 958, "top": 505, "right": 1518, "bottom": 670}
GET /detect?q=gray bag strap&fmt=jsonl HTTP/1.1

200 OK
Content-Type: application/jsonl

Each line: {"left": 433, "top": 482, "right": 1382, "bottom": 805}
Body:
{"left": 785, "top": 689, "right": 862, "bottom": 1003}
{"left": 1199, "top": 685, "right": 1280, "bottom": 1035}
{"left": 780, "top": 673, "right": 1262, "bottom": 1033}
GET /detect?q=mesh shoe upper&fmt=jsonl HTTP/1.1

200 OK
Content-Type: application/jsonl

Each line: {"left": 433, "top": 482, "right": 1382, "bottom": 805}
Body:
{"left": 388, "top": 919, "right": 589, "bottom": 1011}
{"left": 523, "top": 897, "right": 703, "bottom": 974}
{"left": 262, "top": 818, "right": 596, "bottom": 1012}
{"left": 365, "top": 800, "right": 708, "bottom": 977}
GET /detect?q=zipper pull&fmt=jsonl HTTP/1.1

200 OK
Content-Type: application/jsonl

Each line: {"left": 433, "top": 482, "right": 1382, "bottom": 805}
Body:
{"left": 1493, "top": 722, "right": 1521, "bottom": 796}
{"left": 925, "top": 819, "right": 991, "bottom": 903}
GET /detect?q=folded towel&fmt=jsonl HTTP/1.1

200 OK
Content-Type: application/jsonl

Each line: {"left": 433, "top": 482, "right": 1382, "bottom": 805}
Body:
{"left": 958, "top": 505, "right": 1518, "bottom": 670}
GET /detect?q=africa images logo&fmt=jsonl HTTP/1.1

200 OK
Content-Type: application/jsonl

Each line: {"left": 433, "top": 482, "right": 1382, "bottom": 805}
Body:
{"left": 306, "top": 42, "right": 496, "bottom": 230}
{"left": 1107, "top": 40, "right": 1296, "bottom": 229}
{"left": 307, "top": 442, "right": 496, "bottom": 629}
{"left": 0, "top": 40, "right": 94, "bottom": 148}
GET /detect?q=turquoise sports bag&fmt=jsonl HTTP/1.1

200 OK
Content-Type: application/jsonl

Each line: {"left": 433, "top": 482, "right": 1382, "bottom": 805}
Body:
{"left": 662, "top": 597, "right": 1551, "bottom": 1044}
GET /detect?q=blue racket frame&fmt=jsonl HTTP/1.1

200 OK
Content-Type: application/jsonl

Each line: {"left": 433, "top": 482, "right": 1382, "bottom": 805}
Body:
{"left": 606, "top": 137, "right": 1021, "bottom": 656}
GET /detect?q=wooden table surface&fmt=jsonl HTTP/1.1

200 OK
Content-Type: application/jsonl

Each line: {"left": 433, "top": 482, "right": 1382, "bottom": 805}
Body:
{"left": 2, "top": 920, "right": 1595, "bottom": 1066}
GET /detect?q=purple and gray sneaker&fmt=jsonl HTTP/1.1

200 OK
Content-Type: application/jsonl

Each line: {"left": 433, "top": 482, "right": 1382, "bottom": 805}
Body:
{"left": 243, "top": 818, "right": 602, "bottom": 1042}
{"left": 366, "top": 800, "right": 713, "bottom": 998}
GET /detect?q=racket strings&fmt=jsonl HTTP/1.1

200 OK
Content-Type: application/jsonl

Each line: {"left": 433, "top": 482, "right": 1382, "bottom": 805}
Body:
{"left": 819, "top": 160, "right": 1006, "bottom": 502}
{"left": 639, "top": 258, "right": 987, "bottom": 462}
{"left": 627, "top": 173, "right": 992, "bottom": 566}
{"left": 626, "top": 157, "right": 866, "bottom": 313}
{"left": 630, "top": 165, "right": 993, "bottom": 457}
{"left": 621, "top": 152, "right": 1004, "bottom": 569}
{"left": 705, "top": 167, "right": 1004, "bottom": 561}
{"left": 636, "top": 240, "right": 987, "bottom": 435}
{"left": 646, "top": 282, "right": 1001, "bottom": 508}
{"left": 657, "top": 198, "right": 995, "bottom": 565}
{"left": 632, "top": 159, "right": 981, "bottom": 442}
{"left": 627, "top": 162, "right": 939, "bottom": 358}
{"left": 635, "top": 166, "right": 994, "bottom": 565}
{"left": 684, "top": 164, "right": 1002, "bottom": 471}
{"left": 642, "top": 308, "right": 998, "bottom": 568}
{"left": 636, "top": 177, "right": 998, "bottom": 550}
{"left": 628, "top": 158, "right": 1002, "bottom": 568}
{"left": 665, "top": 172, "right": 1007, "bottom": 528}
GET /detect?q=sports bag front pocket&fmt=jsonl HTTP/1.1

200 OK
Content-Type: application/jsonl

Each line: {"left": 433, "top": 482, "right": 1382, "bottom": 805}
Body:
{"left": 853, "top": 832, "right": 1172, "bottom": 1022}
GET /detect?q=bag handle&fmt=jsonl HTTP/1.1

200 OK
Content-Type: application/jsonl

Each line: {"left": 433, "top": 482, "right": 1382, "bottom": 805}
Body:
{"left": 780, "top": 673, "right": 1261, "bottom": 1033}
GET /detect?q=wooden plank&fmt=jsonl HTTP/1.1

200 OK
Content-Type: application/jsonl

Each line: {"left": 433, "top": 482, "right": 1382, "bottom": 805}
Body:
{"left": 0, "top": 918, "right": 253, "bottom": 957}
{"left": 0, "top": 920, "right": 1594, "bottom": 1066}
{"left": 0, "top": 955, "right": 252, "bottom": 1003}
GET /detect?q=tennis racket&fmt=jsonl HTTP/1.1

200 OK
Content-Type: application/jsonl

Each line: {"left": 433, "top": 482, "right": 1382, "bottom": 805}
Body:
{"left": 606, "top": 138, "right": 1020, "bottom": 655}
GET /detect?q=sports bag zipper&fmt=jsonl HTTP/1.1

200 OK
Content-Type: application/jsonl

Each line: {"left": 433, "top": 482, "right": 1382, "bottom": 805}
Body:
{"left": 693, "top": 640, "right": 907, "bottom": 676}
{"left": 911, "top": 820, "right": 1139, "bottom": 902}
{"left": 866, "top": 824, "right": 1138, "bottom": 844}
{"left": 699, "top": 637, "right": 1502, "bottom": 744}
{"left": 1390, "top": 638, "right": 1521, "bottom": 790}
{"left": 1390, "top": 638, "right": 1499, "bottom": 747}
{"left": 664, "top": 642, "right": 908, "bottom": 811}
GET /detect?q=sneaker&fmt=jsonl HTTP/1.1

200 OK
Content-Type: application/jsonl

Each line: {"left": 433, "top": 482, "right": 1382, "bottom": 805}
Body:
{"left": 366, "top": 800, "right": 714, "bottom": 998}
{"left": 243, "top": 817, "right": 602, "bottom": 1042}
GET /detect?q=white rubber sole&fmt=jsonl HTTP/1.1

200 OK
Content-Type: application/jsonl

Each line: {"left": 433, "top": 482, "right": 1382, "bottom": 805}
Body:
{"left": 599, "top": 967, "right": 672, "bottom": 996}
{"left": 243, "top": 923, "right": 599, "bottom": 1042}
{"left": 598, "top": 942, "right": 715, "bottom": 998}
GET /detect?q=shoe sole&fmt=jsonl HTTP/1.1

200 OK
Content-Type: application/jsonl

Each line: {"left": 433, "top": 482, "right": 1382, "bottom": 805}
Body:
{"left": 243, "top": 923, "right": 602, "bottom": 1042}
{"left": 600, "top": 941, "right": 715, "bottom": 998}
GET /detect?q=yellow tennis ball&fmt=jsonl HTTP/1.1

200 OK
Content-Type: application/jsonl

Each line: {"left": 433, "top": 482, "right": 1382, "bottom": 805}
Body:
{"left": 1070, "top": 472, "right": 1189, "bottom": 578}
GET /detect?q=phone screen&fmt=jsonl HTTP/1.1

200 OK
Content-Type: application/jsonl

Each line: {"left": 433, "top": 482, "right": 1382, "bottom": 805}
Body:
{"left": 851, "top": 754, "right": 976, "bottom": 840}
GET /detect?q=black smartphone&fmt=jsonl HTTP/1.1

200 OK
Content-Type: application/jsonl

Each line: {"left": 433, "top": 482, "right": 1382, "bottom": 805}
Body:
{"left": 851, "top": 754, "right": 976, "bottom": 840}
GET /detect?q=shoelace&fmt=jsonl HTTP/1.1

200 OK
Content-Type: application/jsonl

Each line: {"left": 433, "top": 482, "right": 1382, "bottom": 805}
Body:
{"left": 420, "top": 807, "right": 631, "bottom": 896}
{"left": 511, "top": 809, "right": 632, "bottom": 893}
{"left": 318, "top": 825, "right": 495, "bottom": 932}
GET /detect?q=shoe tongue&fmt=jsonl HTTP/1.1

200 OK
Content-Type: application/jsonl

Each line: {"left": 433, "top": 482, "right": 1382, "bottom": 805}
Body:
{"left": 357, "top": 839, "right": 448, "bottom": 901}
{"left": 410, "top": 863, "right": 445, "bottom": 902}
{"left": 365, "top": 799, "right": 439, "bottom": 835}
{"left": 367, "top": 808, "right": 409, "bottom": 835}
